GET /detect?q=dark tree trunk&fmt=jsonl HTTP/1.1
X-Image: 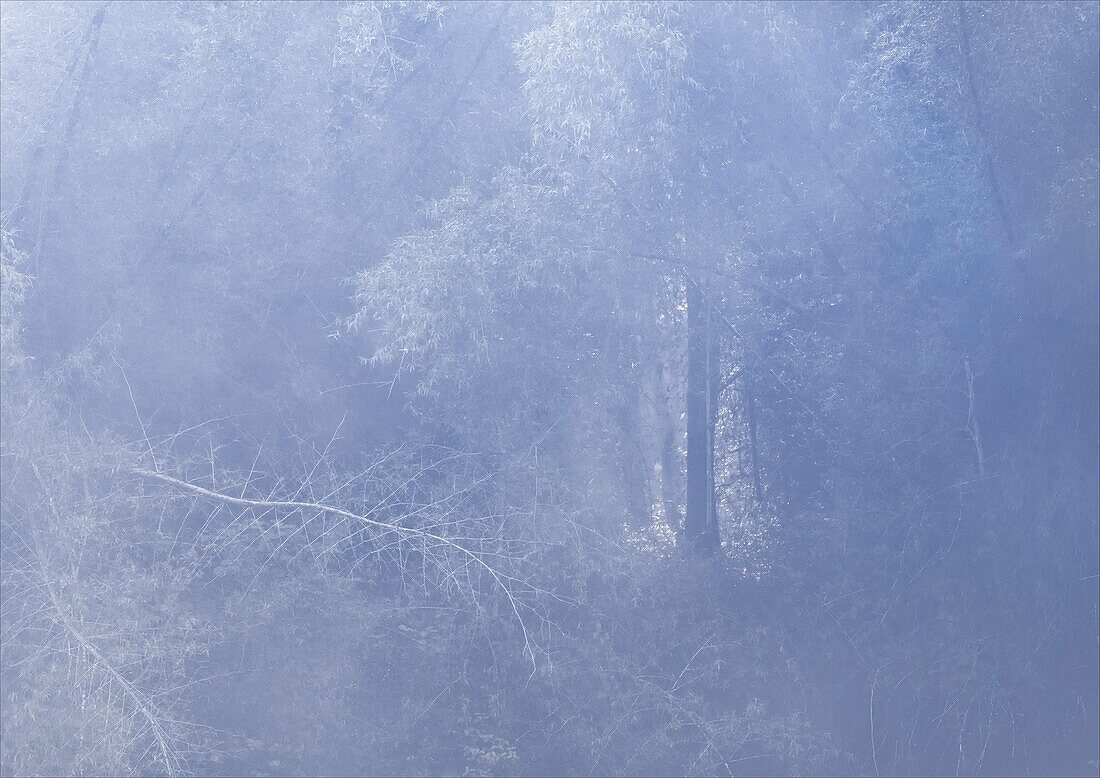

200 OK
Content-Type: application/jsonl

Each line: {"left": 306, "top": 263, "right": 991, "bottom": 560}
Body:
{"left": 685, "top": 280, "right": 720, "bottom": 552}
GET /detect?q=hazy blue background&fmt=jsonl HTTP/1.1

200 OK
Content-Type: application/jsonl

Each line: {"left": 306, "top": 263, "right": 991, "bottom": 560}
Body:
{"left": 1, "top": 2, "right": 1097, "bottom": 776}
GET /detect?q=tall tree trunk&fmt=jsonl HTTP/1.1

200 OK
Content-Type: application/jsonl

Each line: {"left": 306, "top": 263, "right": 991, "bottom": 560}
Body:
{"left": 646, "top": 355, "right": 683, "bottom": 543}
{"left": 744, "top": 373, "right": 763, "bottom": 501}
{"left": 957, "top": 0, "right": 1014, "bottom": 249}
{"left": 16, "top": 4, "right": 108, "bottom": 262}
{"left": 659, "top": 422, "right": 682, "bottom": 541}
{"left": 685, "top": 280, "right": 720, "bottom": 552}
{"left": 707, "top": 305, "right": 720, "bottom": 535}
{"left": 617, "top": 394, "right": 653, "bottom": 528}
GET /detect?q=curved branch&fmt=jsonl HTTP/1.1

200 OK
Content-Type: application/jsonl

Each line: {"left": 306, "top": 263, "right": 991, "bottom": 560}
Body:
{"left": 130, "top": 468, "right": 536, "bottom": 665}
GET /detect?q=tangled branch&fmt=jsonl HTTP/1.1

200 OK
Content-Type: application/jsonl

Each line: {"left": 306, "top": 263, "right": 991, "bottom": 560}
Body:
{"left": 131, "top": 468, "right": 538, "bottom": 666}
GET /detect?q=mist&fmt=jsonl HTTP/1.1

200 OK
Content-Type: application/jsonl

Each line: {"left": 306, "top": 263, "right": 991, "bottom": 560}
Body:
{"left": 1, "top": 2, "right": 1097, "bottom": 776}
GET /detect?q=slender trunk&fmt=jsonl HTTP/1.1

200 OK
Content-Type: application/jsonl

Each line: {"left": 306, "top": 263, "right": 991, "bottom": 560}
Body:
{"left": 685, "top": 280, "right": 720, "bottom": 552}
{"left": 16, "top": 4, "right": 108, "bottom": 264}
{"left": 659, "top": 424, "right": 681, "bottom": 538}
{"left": 706, "top": 301, "right": 720, "bottom": 537}
{"left": 744, "top": 374, "right": 763, "bottom": 501}
{"left": 957, "top": 1, "right": 1014, "bottom": 248}
{"left": 648, "top": 355, "right": 683, "bottom": 543}
{"left": 965, "top": 356, "right": 985, "bottom": 476}
{"left": 617, "top": 396, "right": 652, "bottom": 528}
{"left": 22, "top": 4, "right": 108, "bottom": 357}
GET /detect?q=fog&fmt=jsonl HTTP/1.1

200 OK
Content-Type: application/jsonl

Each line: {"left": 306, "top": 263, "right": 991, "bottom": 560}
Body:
{"left": 1, "top": 2, "right": 1097, "bottom": 776}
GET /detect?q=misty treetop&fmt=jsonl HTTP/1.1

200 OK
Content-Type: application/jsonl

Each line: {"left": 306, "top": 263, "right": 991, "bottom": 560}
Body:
{"left": 1, "top": 2, "right": 1097, "bottom": 776}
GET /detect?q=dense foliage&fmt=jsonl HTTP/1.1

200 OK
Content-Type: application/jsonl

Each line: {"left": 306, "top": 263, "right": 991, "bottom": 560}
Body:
{"left": 1, "top": 2, "right": 1097, "bottom": 776}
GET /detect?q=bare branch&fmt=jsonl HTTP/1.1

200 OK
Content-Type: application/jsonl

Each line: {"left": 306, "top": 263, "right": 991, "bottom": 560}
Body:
{"left": 130, "top": 467, "right": 537, "bottom": 666}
